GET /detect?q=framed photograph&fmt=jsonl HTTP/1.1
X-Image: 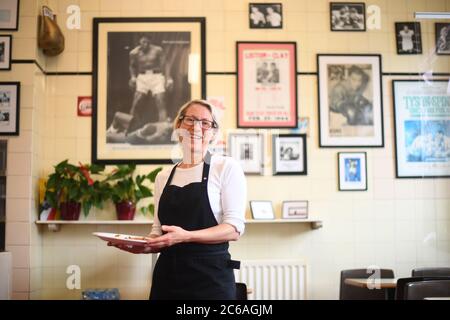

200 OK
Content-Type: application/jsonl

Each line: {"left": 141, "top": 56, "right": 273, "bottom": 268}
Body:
{"left": 395, "top": 22, "right": 422, "bottom": 55}
{"left": 330, "top": 2, "right": 365, "bottom": 31}
{"left": 317, "top": 54, "right": 384, "bottom": 147}
{"left": 338, "top": 152, "right": 367, "bottom": 191}
{"left": 250, "top": 201, "right": 275, "bottom": 220}
{"left": 392, "top": 80, "right": 450, "bottom": 178}
{"left": 228, "top": 132, "right": 264, "bottom": 175}
{"left": 435, "top": 23, "right": 450, "bottom": 55}
{"left": 237, "top": 42, "right": 297, "bottom": 128}
{"left": 0, "top": 82, "right": 20, "bottom": 136}
{"left": 0, "top": 0, "right": 19, "bottom": 31}
{"left": 92, "top": 17, "right": 206, "bottom": 164}
{"left": 249, "top": 3, "right": 283, "bottom": 29}
{"left": 0, "top": 35, "right": 11, "bottom": 70}
{"left": 272, "top": 134, "right": 307, "bottom": 175}
{"left": 282, "top": 201, "right": 308, "bottom": 219}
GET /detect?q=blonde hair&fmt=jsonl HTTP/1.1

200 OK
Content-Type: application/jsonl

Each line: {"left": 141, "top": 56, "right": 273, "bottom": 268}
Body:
{"left": 173, "top": 99, "right": 219, "bottom": 131}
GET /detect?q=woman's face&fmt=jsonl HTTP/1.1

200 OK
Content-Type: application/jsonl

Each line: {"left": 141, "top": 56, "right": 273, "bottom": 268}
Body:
{"left": 178, "top": 103, "right": 216, "bottom": 157}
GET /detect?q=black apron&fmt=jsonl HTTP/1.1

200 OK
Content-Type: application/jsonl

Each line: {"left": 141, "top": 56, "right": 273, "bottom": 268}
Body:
{"left": 150, "top": 152, "right": 240, "bottom": 300}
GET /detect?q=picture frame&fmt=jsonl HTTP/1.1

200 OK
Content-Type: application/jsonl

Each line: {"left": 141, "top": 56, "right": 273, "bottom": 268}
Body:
{"left": 395, "top": 22, "right": 422, "bottom": 55}
{"left": 0, "top": 0, "right": 19, "bottom": 31}
{"left": 250, "top": 201, "right": 275, "bottom": 220}
{"left": 330, "top": 2, "right": 365, "bottom": 32}
{"left": 228, "top": 132, "right": 264, "bottom": 175}
{"left": 237, "top": 42, "right": 297, "bottom": 128}
{"left": 0, "top": 35, "right": 12, "bottom": 70}
{"left": 317, "top": 54, "right": 384, "bottom": 147}
{"left": 92, "top": 17, "right": 206, "bottom": 164}
{"left": 282, "top": 201, "right": 308, "bottom": 219}
{"left": 435, "top": 23, "right": 450, "bottom": 55}
{"left": 249, "top": 3, "right": 283, "bottom": 29}
{"left": 392, "top": 80, "right": 450, "bottom": 178}
{"left": 272, "top": 134, "right": 307, "bottom": 175}
{"left": 338, "top": 152, "right": 367, "bottom": 191}
{"left": 0, "top": 82, "right": 20, "bottom": 136}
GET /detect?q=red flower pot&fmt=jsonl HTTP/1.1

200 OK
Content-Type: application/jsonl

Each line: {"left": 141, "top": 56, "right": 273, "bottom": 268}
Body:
{"left": 60, "top": 201, "right": 81, "bottom": 220}
{"left": 115, "top": 201, "right": 136, "bottom": 220}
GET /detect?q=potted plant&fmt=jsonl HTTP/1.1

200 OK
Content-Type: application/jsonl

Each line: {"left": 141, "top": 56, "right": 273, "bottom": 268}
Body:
{"left": 104, "top": 165, "right": 162, "bottom": 220}
{"left": 45, "top": 160, "right": 105, "bottom": 220}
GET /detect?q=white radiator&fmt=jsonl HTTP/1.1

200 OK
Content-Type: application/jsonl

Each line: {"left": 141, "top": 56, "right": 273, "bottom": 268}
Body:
{"left": 234, "top": 260, "right": 306, "bottom": 300}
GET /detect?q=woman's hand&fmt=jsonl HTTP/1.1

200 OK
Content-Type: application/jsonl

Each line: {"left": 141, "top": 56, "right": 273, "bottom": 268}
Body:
{"left": 146, "top": 225, "right": 192, "bottom": 248}
{"left": 107, "top": 234, "right": 161, "bottom": 254}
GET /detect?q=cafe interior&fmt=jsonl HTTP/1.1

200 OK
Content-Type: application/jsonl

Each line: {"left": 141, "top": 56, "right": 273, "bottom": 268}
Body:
{"left": 0, "top": 0, "right": 449, "bottom": 300}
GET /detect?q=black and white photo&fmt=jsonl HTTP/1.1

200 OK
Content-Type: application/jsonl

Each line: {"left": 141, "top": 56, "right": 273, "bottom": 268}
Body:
{"left": 272, "top": 134, "right": 307, "bottom": 175}
{"left": 282, "top": 201, "right": 308, "bottom": 219}
{"left": 249, "top": 3, "right": 282, "bottom": 29}
{"left": 330, "top": 2, "right": 365, "bottom": 31}
{"left": 395, "top": 22, "right": 422, "bottom": 55}
{"left": 0, "top": 82, "right": 20, "bottom": 135}
{"left": 435, "top": 23, "right": 450, "bottom": 55}
{"left": 92, "top": 18, "right": 205, "bottom": 164}
{"left": 0, "top": 35, "right": 12, "bottom": 70}
{"left": 228, "top": 132, "right": 264, "bottom": 175}
{"left": 317, "top": 54, "right": 384, "bottom": 147}
{"left": 0, "top": 0, "right": 19, "bottom": 31}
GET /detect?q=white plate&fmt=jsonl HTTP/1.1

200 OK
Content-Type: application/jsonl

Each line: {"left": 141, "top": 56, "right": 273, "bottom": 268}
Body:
{"left": 93, "top": 232, "right": 149, "bottom": 247}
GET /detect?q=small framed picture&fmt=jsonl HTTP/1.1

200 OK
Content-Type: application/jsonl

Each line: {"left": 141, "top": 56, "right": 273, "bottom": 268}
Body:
{"left": 330, "top": 2, "right": 365, "bottom": 32}
{"left": 0, "top": 0, "right": 19, "bottom": 31}
{"left": 282, "top": 201, "right": 308, "bottom": 219}
{"left": 0, "top": 82, "right": 20, "bottom": 135}
{"left": 395, "top": 22, "right": 422, "bottom": 55}
{"left": 249, "top": 3, "right": 282, "bottom": 29}
{"left": 250, "top": 201, "right": 275, "bottom": 220}
{"left": 435, "top": 23, "right": 450, "bottom": 55}
{"left": 338, "top": 152, "right": 367, "bottom": 191}
{"left": 228, "top": 132, "right": 264, "bottom": 175}
{"left": 0, "top": 35, "right": 11, "bottom": 70}
{"left": 272, "top": 134, "right": 307, "bottom": 175}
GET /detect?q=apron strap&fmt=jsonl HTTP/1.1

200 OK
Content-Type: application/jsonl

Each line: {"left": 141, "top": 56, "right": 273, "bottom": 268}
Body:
{"left": 201, "top": 151, "right": 212, "bottom": 184}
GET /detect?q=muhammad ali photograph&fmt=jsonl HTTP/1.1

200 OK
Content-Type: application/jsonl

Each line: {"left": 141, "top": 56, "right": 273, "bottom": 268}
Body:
{"left": 92, "top": 18, "right": 205, "bottom": 164}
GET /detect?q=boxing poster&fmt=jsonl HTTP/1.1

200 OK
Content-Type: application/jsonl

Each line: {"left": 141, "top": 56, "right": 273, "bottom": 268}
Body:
{"left": 317, "top": 54, "right": 384, "bottom": 147}
{"left": 393, "top": 80, "right": 450, "bottom": 178}
{"left": 237, "top": 42, "right": 297, "bottom": 128}
{"left": 92, "top": 18, "right": 205, "bottom": 164}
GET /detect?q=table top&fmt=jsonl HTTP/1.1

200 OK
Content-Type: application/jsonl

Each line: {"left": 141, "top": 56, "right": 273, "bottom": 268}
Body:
{"left": 345, "top": 278, "right": 398, "bottom": 289}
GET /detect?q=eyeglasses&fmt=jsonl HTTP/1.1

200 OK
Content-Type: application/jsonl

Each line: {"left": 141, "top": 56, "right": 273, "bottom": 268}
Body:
{"left": 180, "top": 115, "right": 217, "bottom": 130}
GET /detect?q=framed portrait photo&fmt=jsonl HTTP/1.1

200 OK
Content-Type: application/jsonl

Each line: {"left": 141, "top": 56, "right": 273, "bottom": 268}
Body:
{"left": 228, "top": 132, "right": 264, "bottom": 175}
{"left": 272, "top": 134, "right": 307, "bottom": 175}
{"left": 0, "top": 82, "right": 20, "bottom": 136}
{"left": 317, "top": 54, "right": 384, "bottom": 147}
{"left": 338, "top": 152, "right": 367, "bottom": 191}
{"left": 0, "top": 0, "right": 19, "bottom": 31}
{"left": 282, "top": 201, "right": 308, "bottom": 219}
{"left": 395, "top": 22, "right": 422, "bottom": 55}
{"left": 237, "top": 42, "right": 297, "bottom": 128}
{"left": 250, "top": 201, "right": 275, "bottom": 220}
{"left": 0, "top": 35, "right": 11, "bottom": 70}
{"left": 435, "top": 23, "right": 450, "bottom": 55}
{"left": 249, "top": 3, "right": 283, "bottom": 29}
{"left": 330, "top": 2, "right": 365, "bottom": 32}
{"left": 92, "top": 17, "right": 206, "bottom": 164}
{"left": 392, "top": 80, "right": 450, "bottom": 178}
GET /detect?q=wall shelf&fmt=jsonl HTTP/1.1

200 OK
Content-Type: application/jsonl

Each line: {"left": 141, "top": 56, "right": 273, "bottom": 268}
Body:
{"left": 36, "top": 219, "right": 323, "bottom": 232}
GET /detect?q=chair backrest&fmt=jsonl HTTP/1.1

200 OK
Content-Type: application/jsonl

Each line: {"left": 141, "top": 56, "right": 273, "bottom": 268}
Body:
{"left": 236, "top": 282, "right": 248, "bottom": 300}
{"left": 395, "top": 276, "right": 450, "bottom": 300}
{"left": 412, "top": 267, "right": 450, "bottom": 277}
{"left": 339, "top": 268, "right": 395, "bottom": 300}
{"left": 405, "top": 280, "right": 450, "bottom": 300}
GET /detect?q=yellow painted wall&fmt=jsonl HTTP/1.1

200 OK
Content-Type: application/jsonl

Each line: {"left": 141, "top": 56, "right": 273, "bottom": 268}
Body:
{"left": 4, "top": 0, "right": 450, "bottom": 299}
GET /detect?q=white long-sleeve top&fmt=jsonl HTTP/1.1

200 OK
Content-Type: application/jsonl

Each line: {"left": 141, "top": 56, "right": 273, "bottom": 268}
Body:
{"left": 150, "top": 154, "right": 247, "bottom": 236}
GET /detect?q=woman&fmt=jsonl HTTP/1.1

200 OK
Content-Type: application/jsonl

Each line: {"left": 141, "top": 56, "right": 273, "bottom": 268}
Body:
{"left": 110, "top": 99, "right": 246, "bottom": 300}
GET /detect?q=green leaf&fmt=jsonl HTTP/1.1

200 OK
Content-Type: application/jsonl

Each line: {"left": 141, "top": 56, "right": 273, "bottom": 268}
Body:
{"left": 147, "top": 167, "right": 163, "bottom": 183}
